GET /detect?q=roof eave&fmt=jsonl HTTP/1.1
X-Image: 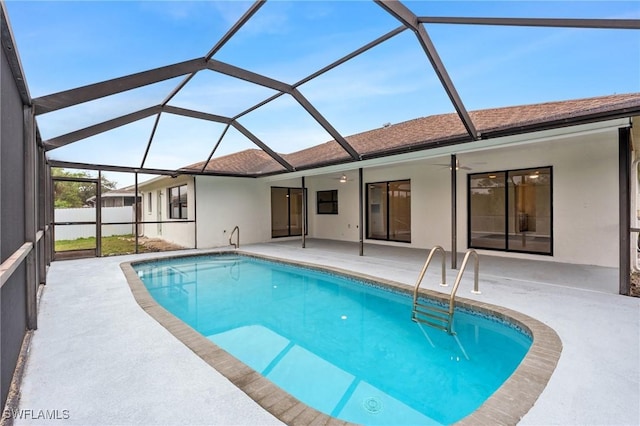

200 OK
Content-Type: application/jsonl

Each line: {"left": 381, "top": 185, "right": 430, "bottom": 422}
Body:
{"left": 480, "top": 106, "right": 640, "bottom": 139}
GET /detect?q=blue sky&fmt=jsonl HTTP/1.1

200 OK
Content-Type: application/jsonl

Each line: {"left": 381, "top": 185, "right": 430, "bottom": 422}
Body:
{"left": 5, "top": 1, "right": 640, "bottom": 187}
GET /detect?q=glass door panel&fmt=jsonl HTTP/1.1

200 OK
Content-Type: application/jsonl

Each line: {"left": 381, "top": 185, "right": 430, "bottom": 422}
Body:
{"left": 389, "top": 180, "right": 411, "bottom": 242}
{"left": 507, "top": 168, "right": 552, "bottom": 253}
{"left": 367, "top": 183, "right": 387, "bottom": 240}
{"left": 469, "top": 172, "right": 506, "bottom": 250}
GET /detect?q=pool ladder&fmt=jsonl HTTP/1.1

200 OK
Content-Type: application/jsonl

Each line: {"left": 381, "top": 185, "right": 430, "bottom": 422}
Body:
{"left": 229, "top": 226, "right": 239, "bottom": 249}
{"left": 411, "top": 247, "right": 480, "bottom": 335}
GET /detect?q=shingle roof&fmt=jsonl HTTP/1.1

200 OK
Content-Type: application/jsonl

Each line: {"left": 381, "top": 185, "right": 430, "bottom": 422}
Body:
{"left": 181, "top": 93, "right": 640, "bottom": 176}
{"left": 183, "top": 149, "right": 286, "bottom": 176}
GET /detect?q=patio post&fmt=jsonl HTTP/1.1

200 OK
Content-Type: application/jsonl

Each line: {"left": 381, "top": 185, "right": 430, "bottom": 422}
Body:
{"left": 96, "top": 171, "right": 102, "bottom": 257}
{"left": 47, "top": 164, "right": 54, "bottom": 263}
{"left": 451, "top": 154, "right": 457, "bottom": 269}
{"left": 38, "top": 145, "right": 47, "bottom": 285}
{"left": 193, "top": 176, "right": 198, "bottom": 249}
{"left": 24, "top": 105, "right": 38, "bottom": 330}
{"left": 44, "top": 163, "right": 52, "bottom": 272}
{"left": 302, "top": 176, "right": 306, "bottom": 248}
{"left": 619, "top": 127, "right": 631, "bottom": 295}
{"left": 135, "top": 172, "right": 139, "bottom": 254}
{"left": 359, "top": 167, "right": 364, "bottom": 256}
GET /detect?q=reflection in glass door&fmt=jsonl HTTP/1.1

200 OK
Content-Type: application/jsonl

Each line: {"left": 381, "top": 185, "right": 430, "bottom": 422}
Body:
{"left": 507, "top": 169, "right": 552, "bottom": 253}
{"left": 367, "top": 180, "right": 411, "bottom": 242}
{"left": 469, "top": 172, "right": 506, "bottom": 250}
{"left": 271, "top": 187, "right": 304, "bottom": 238}
{"left": 469, "top": 167, "right": 552, "bottom": 254}
{"left": 389, "top": 180, "right": 411, "bottom": 242}
{"left": 367, "top": 183, "right": 387, "bottom": 240}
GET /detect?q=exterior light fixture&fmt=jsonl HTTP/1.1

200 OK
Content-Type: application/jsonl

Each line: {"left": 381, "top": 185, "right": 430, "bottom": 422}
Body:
{"left": 339, "top": 174, "right": 347, "bottom": 183}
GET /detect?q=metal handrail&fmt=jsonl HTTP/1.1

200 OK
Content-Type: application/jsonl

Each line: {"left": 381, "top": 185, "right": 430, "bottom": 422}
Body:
{"left": 447, "top": 249, "right": 481, "bottom": 316}
{"left": 412, "top": 247, "right": 480, "bottom": 335}
{"left": 229, "top": 225, "right": 240, "bottom": 249}
{"left": 412, "top": 245, "right": 447, "bottom": 308}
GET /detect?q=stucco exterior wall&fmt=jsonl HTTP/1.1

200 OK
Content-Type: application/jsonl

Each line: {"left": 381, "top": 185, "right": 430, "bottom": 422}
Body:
{"left": 139, "top": 175, "right": 195, "bottom": 248}
{"left": 302, "top": 128, "right": 619, "bottom": 267}
{"left": 305, "top": 173, "right": 360, "bottom": 242}
{"left": 195, "top": 176, "right": 270, "bottom": 248}
{"left": 140, "top": 126, "right": 622, "bottom": 268}
{"left": 454, "top": 129, "right": 618, "bottom": 267}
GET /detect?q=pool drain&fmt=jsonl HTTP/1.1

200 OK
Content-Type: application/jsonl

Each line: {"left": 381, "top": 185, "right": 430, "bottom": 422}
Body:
{"left": 363, "top": 397, "right": 383, "bottom": 414}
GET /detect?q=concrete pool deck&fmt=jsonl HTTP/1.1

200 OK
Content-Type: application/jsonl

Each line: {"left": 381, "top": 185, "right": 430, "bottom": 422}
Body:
{"left": 9, "top": 239, "right": 640, "bottom": 425}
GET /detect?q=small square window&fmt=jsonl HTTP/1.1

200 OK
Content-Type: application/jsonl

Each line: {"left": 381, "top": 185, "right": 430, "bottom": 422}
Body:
{"left": 317, "top": 190, "right": 338, "bottom": 215}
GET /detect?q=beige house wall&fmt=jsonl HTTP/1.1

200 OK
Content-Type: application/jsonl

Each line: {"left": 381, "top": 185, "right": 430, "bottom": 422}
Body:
{"left": 301, "top": 127, "right": 620, "bottom": 267}
{"left": 139, "top": 175, "right": 195, "bottom": 249}
{"left": 195, "top": 176, "right": 270, "bottom": 248}
{"left": 140, "top": 122, "right": 625, "bottom": 268}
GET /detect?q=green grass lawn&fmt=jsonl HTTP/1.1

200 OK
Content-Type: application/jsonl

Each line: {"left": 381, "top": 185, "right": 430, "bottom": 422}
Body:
{"left": 55, "top": 235, "right": 150, "bottom": 256}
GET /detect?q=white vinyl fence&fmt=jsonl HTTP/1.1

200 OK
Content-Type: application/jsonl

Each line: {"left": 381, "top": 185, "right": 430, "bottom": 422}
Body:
{"left": 54, "top": 206, "right": 135, "bottom": 241}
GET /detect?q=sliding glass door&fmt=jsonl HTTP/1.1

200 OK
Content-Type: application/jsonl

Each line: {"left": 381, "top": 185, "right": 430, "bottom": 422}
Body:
{"left": 271, "top": 187, "right": 304, "bottom": 238}
{"left": 469, "top": 167, "right": 552, "bottom": 254}
{"left": 367, "top": 180, "right": 411, "bottom": 243}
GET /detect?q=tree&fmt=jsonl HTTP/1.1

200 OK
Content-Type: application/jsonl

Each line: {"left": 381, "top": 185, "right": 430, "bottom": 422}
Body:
{"left": 52, "top": 169, "right": 118, "bottom": 208}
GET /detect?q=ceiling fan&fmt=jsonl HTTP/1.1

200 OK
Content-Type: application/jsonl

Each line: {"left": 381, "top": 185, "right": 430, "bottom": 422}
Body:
{"left": 433, "top": 158, "right": 473, "bottom": 171}
{"left": 434, "top": 158, "right": 486, "bottom": 170}
{"left": 332, "top": 173, "right": 351, "bottom": 183}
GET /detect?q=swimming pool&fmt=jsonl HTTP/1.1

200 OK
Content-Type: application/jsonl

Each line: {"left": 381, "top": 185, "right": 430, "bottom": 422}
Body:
{"left": 125, "top": 253, "right": 550, "bottom": 425}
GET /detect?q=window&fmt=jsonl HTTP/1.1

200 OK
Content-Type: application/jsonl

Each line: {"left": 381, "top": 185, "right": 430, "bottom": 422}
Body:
{"left": 271, "top": 187, "right": 305, "bottom": 238}
{"left": 123, "top": 195, "right": 141, "bottom": 207}
{"left": 366, "top": 180, "right": 411, "bottom": 242}
{"left": 317, "top": 190, "right": 338, "bottom": 214}
{"left": 147, "top": 192, "right": 152, "bottom": 213}
{"left": 168, "top": 184, "right": 188, "bottom": 219}
{"left": 468, "top": 167, "right": 552, "bottom": 254}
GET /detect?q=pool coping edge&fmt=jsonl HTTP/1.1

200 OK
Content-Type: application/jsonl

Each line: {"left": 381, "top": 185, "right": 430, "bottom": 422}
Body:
{"left": 120, "top": 250, "right": 562, "bottom": 426}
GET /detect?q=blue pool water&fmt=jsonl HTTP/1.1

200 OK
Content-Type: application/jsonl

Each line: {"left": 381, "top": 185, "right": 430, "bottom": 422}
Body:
{"left": 134, "top": 254, "right": 531, "bottom": 425}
